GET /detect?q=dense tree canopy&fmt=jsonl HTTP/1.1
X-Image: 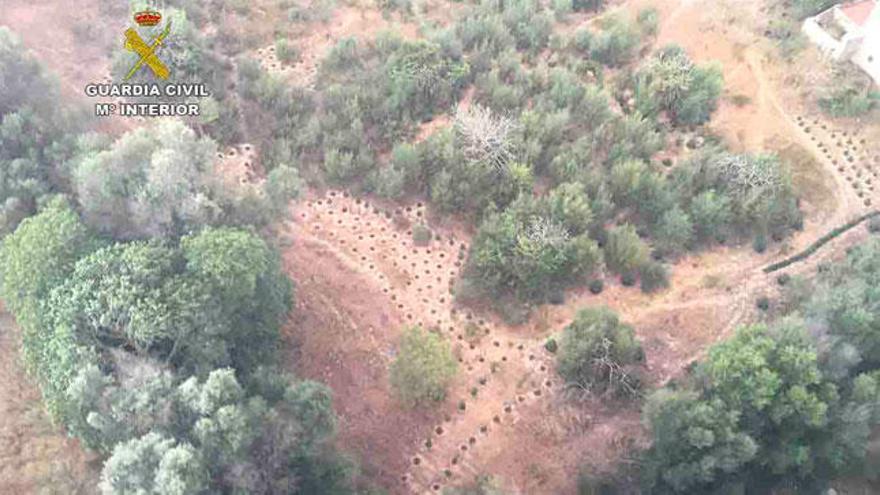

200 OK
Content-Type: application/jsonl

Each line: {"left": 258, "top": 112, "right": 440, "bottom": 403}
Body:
{"left": 0, "top": 199, "right": 352, "bottom": 493}
{"left": 643, "top": 238, "right": 880, "bottom": 495}
{"left": 74, "top": 120, "right": 299, "bottom": 239}
{"left": 0, "top": 28, "right": 82, "bottom": 234}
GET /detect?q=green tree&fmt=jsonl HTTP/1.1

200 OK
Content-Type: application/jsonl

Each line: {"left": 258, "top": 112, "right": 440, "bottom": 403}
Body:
{"left": 642, "top": 390, "right": 757, "bottom": 494}
{"left": 644, "top": 322, "right": 844, "bottom": 492}
{"left": 688, "top": 189, "right": 731, "bottom": 242}
{"left": 465, "top": 194, "right": 602, "bottom": 301}
{"left": 636, "top": 45, "right": 723, "bottom": 126}
{"left": 74, "top": 120, "right": 293, "bottom": 240}
{"left": 0, "top": 28, "right": 81, "bottom": 233}
{"left": 390, "top": 327, "right": 458, "bottom": 406}
{"left": 590, "top": 15, "right": 641, "bottom": 67}
{"left": 0, "top": 197, "right": 94, "bottom": 333}
{"left": 99, "top": 432, "right": 207, "bottom": 495}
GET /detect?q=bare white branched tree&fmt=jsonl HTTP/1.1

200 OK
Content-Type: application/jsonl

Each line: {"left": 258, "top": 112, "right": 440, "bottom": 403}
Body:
{"left": 524, "top": 216, "right": 570, "bottom": 248}
{"left": 712, "top": 153, "right": 783, "bottom": 210}
{"left": 453, "top": 104, "right": 518, "bottom": 173}
{"left": 559, "top": 337, "right": 639, "bottom": 400}
{"left": 590, "top": 337, "right": 639, "bottom": 398}
{"left": 642, "top": 48, "right": 695, "bottom": 109}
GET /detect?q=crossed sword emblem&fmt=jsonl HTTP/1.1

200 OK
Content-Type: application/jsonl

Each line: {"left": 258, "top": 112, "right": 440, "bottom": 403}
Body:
{"left": 123, "top": 21, "right": 172, "bottom": 81}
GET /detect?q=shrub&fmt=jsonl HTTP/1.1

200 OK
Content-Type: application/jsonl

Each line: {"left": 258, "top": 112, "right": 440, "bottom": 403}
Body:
{"left": 604, "top": 224, "right": 649, "bottom": 275}
{"left": 636, "top": 7, "right": 659, "bottom": 36}
{"left": 372, "top": 165, "right": 406, "bottom": 199}
{"left": 639, "top": 261, "right": 669, "bottom": 293}
{"left": 545, "top": 338, "right": 559, "bottom": 353}
{"left": 654, "top": 206, "right": 694, "bottom": 256}
{"left": 776, "top": 273, "right": 791, "bottom": 286}
{"left": 589, "top": 279, "right": 605, "bottom": 294}
{"left": 412, "top": 223, "right": 432, "bottom": 246}
{"left": 818, "top": 87, "right": 878, "bottom": 118}
{"left": 752, "top": 233, "right": 767, "bottom": 253}
{"left": 573, "top": 28, "right": 593, "bottom": 53}
{"left": 636, "top": 45, "right": 723, "bottom": 125}
{"left": 390, "top": 142, "right": 422, "bottom": 190}
{"left": 552, "top": 0, "right": 574, "bottom": 19}
{"left": 322, "top": 37, "right": 360, "bottom": 73}
{"left": 756, "top": 296, "right": 770, "bottom": 311}
{"left": 590, "top": 15, "right": 640, "bottom": 67}
{"left": 464, "top": 195, "right": 602, "bottom": 301}
{"left": 621, "top": 271, "right": 637, "bottom": 287}
{"left": 557, "top": 307, "right": 642, "bottom": 395}
{"left": 275, "top": 38, "right": 299, "bottom": 64}
{"left": 390, "top": 327, "right": 458, "bottom": 406}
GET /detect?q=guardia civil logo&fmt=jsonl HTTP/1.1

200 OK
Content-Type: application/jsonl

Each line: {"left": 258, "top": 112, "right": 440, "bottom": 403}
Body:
{"left": 124, "top": 8, "right": 172, "bottom": 81}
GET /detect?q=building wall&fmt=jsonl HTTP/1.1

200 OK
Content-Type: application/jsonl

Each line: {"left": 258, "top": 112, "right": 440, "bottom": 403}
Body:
{"left": 852, "top": 30, "right": 880, "bottom": 84}
{"left": 802, "top": 17, "right": 846, "bottom": 59}
{"left": 802, "top": 2, "right": 880, "bottom": 85}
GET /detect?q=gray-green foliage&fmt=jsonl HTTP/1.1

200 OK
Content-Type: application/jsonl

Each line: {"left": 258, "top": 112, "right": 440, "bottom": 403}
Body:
{"left": 464, "top": 190, "right": 602, "bottom": 301}
{"left": 653, "top": 206, "right": 693, "bottom": 256}
{"left": 74, "top": 120, "right": 298, "bottom": 239}
{"left": 99, "top": 431, "right": 207, "bottom": 495}
{"left": 0, "top": 28, "right": 81, "bottom": 234}
{"left": 390, "top": 326, "right": 458, "bottom": 406}
{"left": 589, "top": 14, "right": 641, "bottom": 67}
{"left": 669, "top": 148, "right": 801, "bottom": 243}
{"left": 557, "top": 307, "right": 642, "bottom": 395}
{"left": 636, "top": 45, "right": 723, "bottom": 126}
{"left": 604, "top": 224, "right": 649, "bottom": 275}
{"left": 643, "top": 295, "right": 880, "bottom": 494}
{"left": 819, "top": 86, "right": 878, "bottom": 118}
{"left": 93, "top": 368, "right": 344, "bottom": 495}
{"left": 0, "top": 206, "right": 356, "bottom": 494}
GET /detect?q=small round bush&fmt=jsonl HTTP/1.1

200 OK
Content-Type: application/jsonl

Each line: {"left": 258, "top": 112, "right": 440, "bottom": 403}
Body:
{"left": 621, "top": 272, "right": 637, "bottom": 287}
{"left": 544, "top": 338, "right": 558, "bottom": 354}
{"left": 756, "top": 296, "right": 770, "bottom": 311}
{"left": 640, "top": 261, "right": 669, "bottom": 293}
{"left": 752, "top": 234, "right": 767, "bottom": 254}
{"left": 589, "top": 279, "right": 604, "bottom": 294}
{"left": 776, "top": 273, "right": 791, "bottom": 286}
{"left": 412, "top": 223, "right": 432, "bottom": 246}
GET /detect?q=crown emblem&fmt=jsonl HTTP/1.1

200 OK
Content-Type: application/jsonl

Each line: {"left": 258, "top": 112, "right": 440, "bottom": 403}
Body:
{"left": 134, "top": 9, "right": 162, "bottom": 26}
